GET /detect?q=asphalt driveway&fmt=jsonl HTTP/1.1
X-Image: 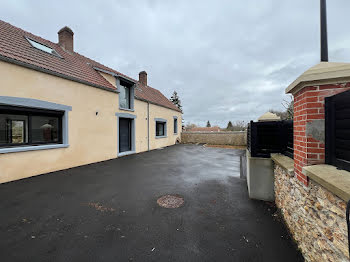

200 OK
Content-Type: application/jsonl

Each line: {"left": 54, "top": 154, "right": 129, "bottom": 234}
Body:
{"left": 0, "top": 145, "right": 303, "bottom": 262}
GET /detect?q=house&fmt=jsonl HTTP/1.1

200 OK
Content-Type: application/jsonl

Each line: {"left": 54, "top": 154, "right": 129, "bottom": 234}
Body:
{"left": 189, "top": 126, "right": 221, "bottom": 132}
{"left": 0, "top": 20, "right": 182, "bottom": 183}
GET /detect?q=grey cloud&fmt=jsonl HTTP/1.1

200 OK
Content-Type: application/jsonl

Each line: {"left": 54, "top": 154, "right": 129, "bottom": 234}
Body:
{"left": 1, "top": 0, "right": 350, "bottom": 127}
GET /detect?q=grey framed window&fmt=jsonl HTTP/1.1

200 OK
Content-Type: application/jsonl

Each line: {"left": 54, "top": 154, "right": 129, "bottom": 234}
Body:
{"left": 174, "top": 117, "right": 178, "bottom": 134}
{"left": 156, "top": 122, "right": 165, "bottom": 136}
{"left": 155, "top": 118, "right": 167, "bottom": 138}
{"left": 0, "top": 105, "right": 63, "bottom": 148}
{"left": 118, "top": 79, "right": 134, "bottom": 111}
{"left": 119, "top": 84, "right": 130, "bottom": 109}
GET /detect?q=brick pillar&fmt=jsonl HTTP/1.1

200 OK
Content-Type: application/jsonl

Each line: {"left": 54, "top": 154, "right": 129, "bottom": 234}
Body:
{"left": 293, "top": 83, "right": 350, "bottom": 186}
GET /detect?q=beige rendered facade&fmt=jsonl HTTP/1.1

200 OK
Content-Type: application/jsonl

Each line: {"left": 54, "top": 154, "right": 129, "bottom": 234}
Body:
{"left": 0, "top": 61, "right": 182, "bottom": 183}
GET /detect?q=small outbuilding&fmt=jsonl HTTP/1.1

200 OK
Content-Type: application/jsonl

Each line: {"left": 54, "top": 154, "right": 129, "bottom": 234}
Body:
{"left": 257, "top": 112, "right": 281, "bottom": 122}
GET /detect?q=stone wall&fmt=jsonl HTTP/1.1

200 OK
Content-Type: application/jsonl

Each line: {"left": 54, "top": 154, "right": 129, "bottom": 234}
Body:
{"left": 274, "top": 164, "right": 349, "bottom": 262}
{"left": 181, "top": 131, "right": 246, "bottom": 146}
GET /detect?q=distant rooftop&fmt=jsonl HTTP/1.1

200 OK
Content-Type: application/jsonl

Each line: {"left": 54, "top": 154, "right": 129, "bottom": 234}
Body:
{"left": 258, "top": 112, "right": 281, "bottom": 122}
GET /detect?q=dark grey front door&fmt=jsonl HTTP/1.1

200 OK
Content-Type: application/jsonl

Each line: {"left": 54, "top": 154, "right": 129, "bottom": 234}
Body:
{"left": 119, "top": 118, "right": 132, "bottom": 153}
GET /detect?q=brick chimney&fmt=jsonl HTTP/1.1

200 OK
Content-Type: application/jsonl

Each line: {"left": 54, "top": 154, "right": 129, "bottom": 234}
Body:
{"left": 58, "top": 26, "right": 74, "bottom": 53}
{"left": 139, "top": 71, "right": 147, "bottom": 86}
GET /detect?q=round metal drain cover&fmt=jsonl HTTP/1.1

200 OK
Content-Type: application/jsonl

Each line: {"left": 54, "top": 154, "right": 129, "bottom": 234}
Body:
{"left": 157, "top": 194, "right": 184, "bottom": 208}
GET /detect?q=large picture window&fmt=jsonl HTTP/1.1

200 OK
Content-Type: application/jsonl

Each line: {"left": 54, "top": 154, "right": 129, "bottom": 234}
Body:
{"left": 0, "top": 105, "right": 63, "bottom": 148}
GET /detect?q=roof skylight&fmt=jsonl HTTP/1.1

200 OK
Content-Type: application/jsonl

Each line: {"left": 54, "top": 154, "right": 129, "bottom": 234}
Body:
{"left": 26, "top": 38, "right": 60, "bottom": 57}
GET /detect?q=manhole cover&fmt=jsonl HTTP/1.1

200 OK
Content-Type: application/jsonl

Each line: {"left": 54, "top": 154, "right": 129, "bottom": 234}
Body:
{"left": 157, "top": 194, "right": 184, "bottom": 208}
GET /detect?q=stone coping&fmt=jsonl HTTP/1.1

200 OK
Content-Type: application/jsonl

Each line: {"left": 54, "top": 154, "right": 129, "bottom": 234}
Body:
{"left": 271, "top": 153, "right": 294, "bottom": 175}
{"left": 286, "top": 62, "right": 350, "bottom": 94}
{"left": 303, "top": 164, "right": 350, "bottom": 202}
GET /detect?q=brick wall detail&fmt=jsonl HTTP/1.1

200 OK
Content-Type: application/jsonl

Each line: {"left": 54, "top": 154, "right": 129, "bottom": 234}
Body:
{"left": 293, "top": 83, "right": 350, "bottom": 185}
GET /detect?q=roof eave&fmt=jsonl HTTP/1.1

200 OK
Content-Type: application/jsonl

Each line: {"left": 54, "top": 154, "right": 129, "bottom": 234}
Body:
{"left": 135, "top": 96, "right": 182, "bottom": 113}
{"left": 0, "top": 54, "right": 119, "bottom": 94}
{"left": 93, "top": 66, "right": 137, "bottom": 85}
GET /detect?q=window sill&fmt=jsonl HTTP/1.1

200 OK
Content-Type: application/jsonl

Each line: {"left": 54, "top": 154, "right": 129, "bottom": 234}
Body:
{"left": 0, "top": 144, "right": 69, "bottom": 154}
{"left": 156, "top": 136, "right": 167, "bottom": 139}
{"left": 303, "top": 164, "right": 350, "bottom": 202}
{"left": 119, "top": 107, "right": 134, "bottom": 112}
{"left": 271, "top": 153, "right": 294, "bottom": 176}
{"left": 118, "top": 150, "right": 135, "bottom": 157}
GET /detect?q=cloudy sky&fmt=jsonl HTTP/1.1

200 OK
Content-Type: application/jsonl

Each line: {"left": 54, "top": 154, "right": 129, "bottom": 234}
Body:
{"left": 2, "top": 0, "right": 350, "bottom": 127}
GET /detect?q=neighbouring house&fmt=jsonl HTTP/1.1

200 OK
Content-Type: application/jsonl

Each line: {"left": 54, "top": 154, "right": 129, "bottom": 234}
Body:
{"left": 0, "top": 20, "right": 182, "bottom": 183}
{"left": 189, "top": 126, "right": 221, "bottom": 132}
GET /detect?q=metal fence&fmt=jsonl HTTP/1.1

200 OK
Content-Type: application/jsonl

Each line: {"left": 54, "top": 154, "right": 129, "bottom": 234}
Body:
{"left": 247, "top": 120, "right": 293, "bottom": 158}
{"left": 325, "top": 89, "right": 350, "bottom": 172}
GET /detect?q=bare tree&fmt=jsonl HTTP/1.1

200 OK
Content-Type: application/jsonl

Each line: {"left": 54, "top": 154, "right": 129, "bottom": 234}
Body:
{"left": 233, "top": 120, "right": 247, "bottom": 131}
{"left": 282, "top": 97, "right": 294, "bottom": 120}
{"left": 185, "top": 123, "right": 197, "bottom": 130}
{"left": 270, "top": 96, "right": 294, "bottom": 120}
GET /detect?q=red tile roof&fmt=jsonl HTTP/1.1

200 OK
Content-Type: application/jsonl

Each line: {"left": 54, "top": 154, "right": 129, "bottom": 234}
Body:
{"left": 0, "top": 20, "right": 181, "bottom": 112}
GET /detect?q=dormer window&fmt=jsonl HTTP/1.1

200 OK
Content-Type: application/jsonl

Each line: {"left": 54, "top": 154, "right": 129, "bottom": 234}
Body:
{"left": 26, "top": 37, "right": 60, "bottom": 57}
{"left": 118, "top": 78, "right": 135, "bottom": 111}
{"left": 120, "top": 82, "right": 131, "bottom": 109}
